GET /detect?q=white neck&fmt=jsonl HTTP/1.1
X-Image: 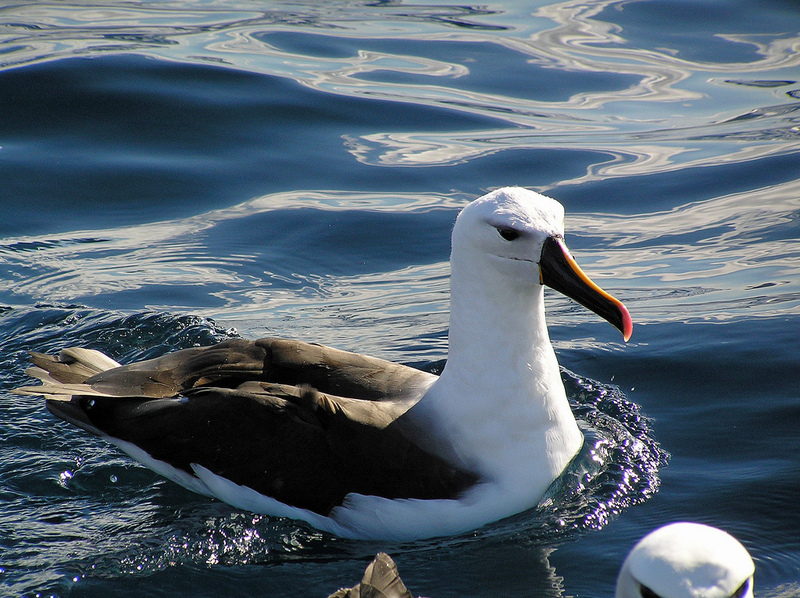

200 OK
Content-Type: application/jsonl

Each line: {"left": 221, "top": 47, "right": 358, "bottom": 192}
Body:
{"left": 414, "top": 252, "right": 583, "bottom": 513}
{"left": 447, "top": 256, "right": 553, "bottom": 390}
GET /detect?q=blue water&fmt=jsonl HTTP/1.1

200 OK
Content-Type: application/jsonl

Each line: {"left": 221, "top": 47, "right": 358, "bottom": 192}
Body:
{"left": 1, "top": 0, "right": 799, "bottom": 596}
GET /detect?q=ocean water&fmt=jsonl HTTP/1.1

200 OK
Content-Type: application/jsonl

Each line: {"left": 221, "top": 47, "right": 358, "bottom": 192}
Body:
{"left": 1, "top": 0, "right": 799, "bottom": 596}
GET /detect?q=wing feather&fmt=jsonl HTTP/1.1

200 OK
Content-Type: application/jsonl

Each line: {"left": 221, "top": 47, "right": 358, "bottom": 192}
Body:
{"left": 16, "top": 338, "right": 477, "bottom": 515}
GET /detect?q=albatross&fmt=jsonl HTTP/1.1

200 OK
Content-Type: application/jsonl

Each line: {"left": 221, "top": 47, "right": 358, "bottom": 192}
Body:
{"left": 616, "top": 522, "right": 755, "bottom": 598}
{"left": 16, "top": 187, "right": 632, "bottom": 541}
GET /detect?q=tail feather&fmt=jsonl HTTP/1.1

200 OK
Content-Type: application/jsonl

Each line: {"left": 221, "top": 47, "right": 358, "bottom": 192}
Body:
{"left": 28, "top": 348, "right": 120, "bottom": 385}
{"left": 15, "top": 381, "right": 116, "bottom": 401}
{"left": 24, "top": 365, "right": 65, "bottom": 387}
{"left": 15, "top": 347, "right": 122, "bottom": 401}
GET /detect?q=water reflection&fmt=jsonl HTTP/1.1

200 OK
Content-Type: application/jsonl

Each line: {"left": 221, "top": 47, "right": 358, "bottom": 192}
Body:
{"left": 4, "top": 0, "right": 799, "bottom": 113}
{"left": 0, "top": 189, "right": 457, "bottom": 302}
{"left": 345, "top": 99, "right": 800, "bottom": 174}
{"left": 3, "top": 0, "right": 799, "bottom": 182}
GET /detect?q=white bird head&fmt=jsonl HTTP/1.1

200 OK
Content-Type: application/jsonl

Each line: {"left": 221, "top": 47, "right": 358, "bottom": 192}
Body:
{"left": 451, "top": 187, "right": 631, "bottom": 340}
{"left": 616, "top": 522, "right": 755, "bottom": 598}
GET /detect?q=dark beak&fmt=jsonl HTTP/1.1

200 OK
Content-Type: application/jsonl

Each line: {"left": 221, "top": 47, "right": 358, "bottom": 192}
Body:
{"left": 539, "top": 235, "right": 632, "bottom": 341}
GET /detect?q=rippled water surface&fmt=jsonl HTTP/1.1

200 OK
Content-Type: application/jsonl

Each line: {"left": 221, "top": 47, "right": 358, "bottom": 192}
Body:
{"left": 1, "top": 1, "right": 799, "bottom": 597}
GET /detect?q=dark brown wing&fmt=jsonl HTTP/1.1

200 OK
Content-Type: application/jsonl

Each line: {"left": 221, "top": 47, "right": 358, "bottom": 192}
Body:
{"left": 25, "top": 338, "right": 478, "bottom": 515}
{"left": 66, "top": 337, "right": 433, "bottom": 401}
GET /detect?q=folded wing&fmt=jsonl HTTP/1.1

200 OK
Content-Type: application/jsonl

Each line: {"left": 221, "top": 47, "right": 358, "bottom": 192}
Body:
{"left": 17, "top": 338, "right": 478, "bottom": 515}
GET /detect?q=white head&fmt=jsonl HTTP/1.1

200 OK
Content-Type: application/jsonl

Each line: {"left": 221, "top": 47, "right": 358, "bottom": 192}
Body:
{"left": 448, "top": 187, "right": 631, "bottom": 342}
{"left": 451, "top": 186, "right": 566, "bottom": 280}
{"left": 616, "top": 522, "right": 755, "bottom": 598}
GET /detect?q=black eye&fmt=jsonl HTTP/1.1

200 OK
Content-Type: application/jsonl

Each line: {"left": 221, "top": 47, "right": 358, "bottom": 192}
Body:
{"left": 731, "top": 577, "right": 751, "bottom": 598}
{"left": 497, "top": 227, "right": 520, "bottom": 241}
{"left": 640, "top": 585, "right": 662, "bottom": 598}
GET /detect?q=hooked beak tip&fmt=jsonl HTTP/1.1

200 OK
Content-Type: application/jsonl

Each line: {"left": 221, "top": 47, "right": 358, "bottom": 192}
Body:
{"left": 620, "top": 304, "right": 633, "bottom": 342}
